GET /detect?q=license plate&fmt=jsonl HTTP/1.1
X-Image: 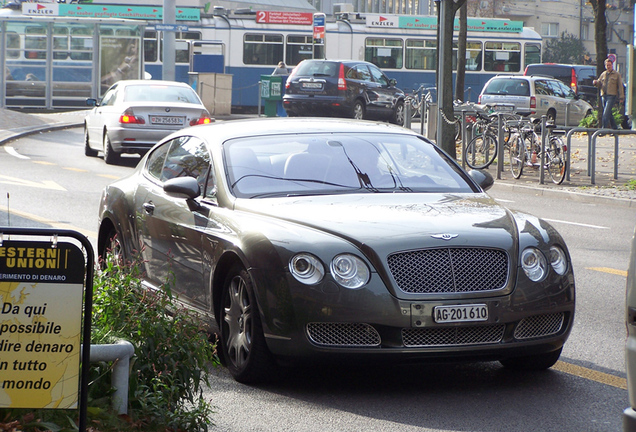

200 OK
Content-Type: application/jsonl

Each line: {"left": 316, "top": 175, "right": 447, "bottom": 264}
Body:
{"left": 150, "top": 116, "right": 184, "bottom": 125}
{"left": 492, "top": 104, "right": 514, "bottom": 113}
{"left": 433, "top": 304, "right": 488, "bottom": 323}
{"left": 301, "top": 82, "right": 323, "bottom": 90}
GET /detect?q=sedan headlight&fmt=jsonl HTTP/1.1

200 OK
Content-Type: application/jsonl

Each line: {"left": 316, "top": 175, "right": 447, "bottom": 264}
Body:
{"left": 330, "top": 254, "right": 370, "bottom": 289}
{"left": 290, "top": 253, "right": 324, "bottom": 285}
{"left": 549, "top": 245, "right": 568, "bottom": 275}
{"left": 521, "top": 247, "right": 547, "bottom": 282}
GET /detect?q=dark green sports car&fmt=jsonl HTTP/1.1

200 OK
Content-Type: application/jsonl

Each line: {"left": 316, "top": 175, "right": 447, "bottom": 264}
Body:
{"left": 97, "top": 117, "right": 575, "bottom": 383}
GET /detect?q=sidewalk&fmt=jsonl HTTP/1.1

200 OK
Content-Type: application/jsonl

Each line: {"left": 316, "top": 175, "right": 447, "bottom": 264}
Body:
{"left": 1, "top": 108, "right": 635, "bottom": 205}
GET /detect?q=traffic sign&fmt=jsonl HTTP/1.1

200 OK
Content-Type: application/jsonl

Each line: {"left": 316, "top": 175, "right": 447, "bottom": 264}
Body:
{"left": 155, "top": 24, "right": 189, "bottom": 32}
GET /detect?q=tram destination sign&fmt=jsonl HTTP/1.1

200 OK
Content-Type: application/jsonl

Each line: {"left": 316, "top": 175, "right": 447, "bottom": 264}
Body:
{"left": 0, "top": 240, "right": 85, "bottom": 409}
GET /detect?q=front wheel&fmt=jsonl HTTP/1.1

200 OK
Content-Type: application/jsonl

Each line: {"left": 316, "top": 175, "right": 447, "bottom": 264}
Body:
{"left": 464, "top": 133, "right": 497, "bottom": 169}
{"left": 392, "top": 100, "right": 405, "bottom": 125}
{"left": 509, "top": 134, "right": 525, "bottom": 179}
{"left": 546, "top": 137, "right": 567, "bottom": 184}
{"left": 500, "top": 347, "right": 563, "bottom": 370}
{"left": 220, "top": 264, "right": 276, "bottom": 384}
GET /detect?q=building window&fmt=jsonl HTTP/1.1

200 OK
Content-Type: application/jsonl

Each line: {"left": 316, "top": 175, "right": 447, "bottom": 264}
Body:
{"left": 581, "top": 24, "right": 589, "bottom": 41}
{"left": 541, "top": 23, "right": 559, "bottom": 38}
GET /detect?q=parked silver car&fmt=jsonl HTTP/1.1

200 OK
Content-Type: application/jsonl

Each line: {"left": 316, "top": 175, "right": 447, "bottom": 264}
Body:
{"left": 478, "top": 75, "right": 593, "bottom": 126}
{"left": 84, "top": 80, "right": 212, "bottom": 164}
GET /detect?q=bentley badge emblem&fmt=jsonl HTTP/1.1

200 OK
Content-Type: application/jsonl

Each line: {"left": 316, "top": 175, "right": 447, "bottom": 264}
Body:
{"left": 165, "top": 107, "right": 171, "bottom": 112}
{"left": 431, "top": 233, "right": 458, "bottom": 241}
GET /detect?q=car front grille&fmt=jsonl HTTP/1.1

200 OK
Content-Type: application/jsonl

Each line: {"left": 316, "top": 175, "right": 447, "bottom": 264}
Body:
{"left": 514, "top": 312, "right": 565, "bottom": 340}
{"left": 306, "top": 322, "right": 381, "bottom": 347}
{"left": 387, "top": 247, "right": 509, "bottom": 294}
{"left": 402, "top": 325, "right": 506, "bottom": 347}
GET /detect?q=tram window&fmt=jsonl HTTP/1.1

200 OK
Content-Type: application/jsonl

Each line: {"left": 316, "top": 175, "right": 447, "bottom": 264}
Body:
{"left": 484, "top": 41, "right": 521, "bottom": 73}
{"left": 452, "top": 41, "right": 482, "bottom": 71}
{"left": 365, "top": 38, "right": 403, "bottom": 69}
{"left": 177, "top": 31, "right": 201, "bottom": 40}
{"left": 25, "top": 26, "right": 47, "bottom": 60}
{"left": 53, "top": 28, "right": 69, "bottom": 60}
{"left": 524, "top": 43, "right": 541, "bottom": 68}
{"left": 405, "top": 39, "right": 436, "bottom": 70}
{"left": 144, "top": 31, "right": 158, "bottom": 63}
{"left": 70, "top": 27, "right": 93, "bottom": 61}
{"left": 286, "top": 35, "right": 317, "bottom": 66}
{"left": 244, "top": 33, "right": 283, "bottom": 65}
{"left": 6, "top": 32, "right": 19, "bottom": 59}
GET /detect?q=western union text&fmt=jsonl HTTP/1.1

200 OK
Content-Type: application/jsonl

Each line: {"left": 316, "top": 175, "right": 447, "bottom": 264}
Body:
{"left": 0, "top": 247, "right": 60, "bottom": 269}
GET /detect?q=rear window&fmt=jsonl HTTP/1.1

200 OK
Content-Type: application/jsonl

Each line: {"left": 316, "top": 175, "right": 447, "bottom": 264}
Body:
{"left": 526, "top": 65, "right": 571, "bottom": 82}
{"left": 482, "top": 79, "right": 530, "bottom": 96}
{"left": 294, "top": 60, "right": 340, "bottom": 78}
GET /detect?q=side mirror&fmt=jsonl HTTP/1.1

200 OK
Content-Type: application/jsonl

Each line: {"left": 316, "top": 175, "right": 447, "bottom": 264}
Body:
{"left": 389, "top": 78, "right": 397, "bottom": 87}
{"left": 164, "top": 176, "right": 201, "bottom": 200}
{"left": 467, "top": 169, "right": 494, "bottom": 191}
{"left": 86, "top": 98, "right": 97, "bottom": 107}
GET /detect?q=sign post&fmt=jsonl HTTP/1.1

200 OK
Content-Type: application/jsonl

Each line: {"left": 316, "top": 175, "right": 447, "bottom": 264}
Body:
{"left": 0, "top": 228, "right": 94, "bottom": 432}
{"left": 313, "top": 13, "right": 326, "bottom": 59}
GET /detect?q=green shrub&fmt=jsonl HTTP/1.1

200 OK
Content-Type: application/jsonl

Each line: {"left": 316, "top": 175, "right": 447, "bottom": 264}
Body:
{"left": 579, "top": 107, "right": 625, "bottom": 128}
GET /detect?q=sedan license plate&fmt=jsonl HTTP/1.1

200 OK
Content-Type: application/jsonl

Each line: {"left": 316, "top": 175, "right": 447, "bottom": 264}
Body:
{"left": 433, "top": 304, "right": 488, "bottom": 323}
{"left": 150, "top": 115, "right": 184, "bottom": 125}
{"left": 492, "top": 104, "right": 514, "bottom": 113}
{"left": 301, "top": 82, "right": 323, "bottom": 90}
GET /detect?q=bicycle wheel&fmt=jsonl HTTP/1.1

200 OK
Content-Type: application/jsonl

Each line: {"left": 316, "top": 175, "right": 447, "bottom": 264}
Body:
{"left": 546, "top": 137, "right": 567, "bottom": 184}
{"left": 509, "top": 134, "right": 525, "bottom": 179}
{"left": 464, "top": 133, "right": 497, "bottom": 169}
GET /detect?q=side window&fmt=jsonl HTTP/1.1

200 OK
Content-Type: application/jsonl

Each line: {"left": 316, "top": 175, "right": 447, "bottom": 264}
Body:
{"left": 354, "top": 65, "right": 372, "bottom": 81}
{"left": 100, "top": 87, "right": 118, "bottom": 106}
{"left": 534, "top": 80, "right": 550, "bottom": 96}
{"left": 160, "top": 136, "right": 212, "bottom": 196}
{"left": 557, "top": 81, "right": 575, "bottom": 98}
{"left": 369, "top": 65, "right": 388, "bottom": 86}
{"left": 146, "top": 141, "right": 171, "bottom": 180}
{"left": 547, "top": 80, "right": 565, "bottom": 97}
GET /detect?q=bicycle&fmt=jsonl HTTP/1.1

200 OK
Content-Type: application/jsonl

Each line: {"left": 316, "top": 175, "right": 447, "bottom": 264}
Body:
{"left": 508, "top": 118, "right": 567, "bottom": 184}
{"left": 405, "top": 85, "right": 435, "bottom": 119}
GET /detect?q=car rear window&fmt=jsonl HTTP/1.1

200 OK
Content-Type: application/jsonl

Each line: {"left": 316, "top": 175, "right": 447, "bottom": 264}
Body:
{"left": 482, "top": 79, "right": 530, "bottom": 96}
{"left": 294, "top": 61, "right": 339, "bottom": 78}
{"left": 526, "top": 65, "right": 570, "bottom": 82}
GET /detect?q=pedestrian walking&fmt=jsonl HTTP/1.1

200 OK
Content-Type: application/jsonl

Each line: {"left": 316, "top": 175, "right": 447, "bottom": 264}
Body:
{"left": 593, "top": 58, "right": 625, "bottom": 129}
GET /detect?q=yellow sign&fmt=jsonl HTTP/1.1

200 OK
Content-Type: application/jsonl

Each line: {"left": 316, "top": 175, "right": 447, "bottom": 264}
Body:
{"left": 0, "top": 241, "right": 85, "bottom": 409}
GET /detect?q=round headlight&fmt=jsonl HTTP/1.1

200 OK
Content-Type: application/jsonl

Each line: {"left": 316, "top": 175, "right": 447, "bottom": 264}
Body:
{"left": 549, "top": 245, "right": 568, "bottom": 275}
{"left": 521, "top": 248, "right": 547, "bottom": 282}
{"left": 289, "top": 253, "right": 324, "bottom": 285}
{"left": 330, "top": 254, "right": 370, "bottom": 289}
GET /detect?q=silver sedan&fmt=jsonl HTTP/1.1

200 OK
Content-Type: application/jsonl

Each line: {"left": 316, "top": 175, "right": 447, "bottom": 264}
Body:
{"left": 84, "top": 80, "right": 212, "bottom": 164}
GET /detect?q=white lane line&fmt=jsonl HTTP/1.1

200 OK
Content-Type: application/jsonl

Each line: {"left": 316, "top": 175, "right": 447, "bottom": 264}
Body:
{"left": 4, "top": 146, "right": 30, "bottom": 159}
{"left": 543, "top": 218, "right": 609, "bottom": 230}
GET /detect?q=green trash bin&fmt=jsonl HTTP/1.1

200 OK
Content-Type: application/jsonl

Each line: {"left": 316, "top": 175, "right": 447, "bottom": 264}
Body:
{"left": 261, "top": 75, "right": 283, "bottom": 117}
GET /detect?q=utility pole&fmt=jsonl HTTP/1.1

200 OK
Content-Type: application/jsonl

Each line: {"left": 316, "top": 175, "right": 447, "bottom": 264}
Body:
{"left": 162, "top": 0, "right": 176, "bottom": 81}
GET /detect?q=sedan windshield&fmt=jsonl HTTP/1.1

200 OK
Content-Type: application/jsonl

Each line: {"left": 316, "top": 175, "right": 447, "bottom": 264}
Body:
{"left": 224, "top": 133, "right": 476, "bottom": 198}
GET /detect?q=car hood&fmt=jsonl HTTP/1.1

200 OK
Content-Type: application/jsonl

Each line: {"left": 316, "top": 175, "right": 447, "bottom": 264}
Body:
{"left": 234, "top": 192, "right": 519, "bottom": 254}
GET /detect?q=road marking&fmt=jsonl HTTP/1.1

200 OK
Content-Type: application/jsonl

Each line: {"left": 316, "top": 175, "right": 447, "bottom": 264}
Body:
{"left": 98, "top": 174, "right": 120, "bottom": 180}
{"left": 63, "top": 167, "right": 89, "bottom": 173}
{"left": 543, "top": 218, "right": 609, "bottom": 230}
{"left": 0, "top": 174, "right": 66, "bottom": 191}
{"left": 33, "top": 161, "right": 56, "bottom": 166}
{"left": 553, "top": 361, "right": 627, "bottom": 390}
{"left": 4, "top": 146, "right": 29, "bottom": 159}
{"left": 0, "top": 206, "right": 97, "bottom": 240}
{"left": 587, "top": 267, "right": 628, "bottom": 277}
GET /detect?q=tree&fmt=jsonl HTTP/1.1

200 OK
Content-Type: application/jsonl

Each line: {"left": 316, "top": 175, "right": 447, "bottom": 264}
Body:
{"left": 587, "top": 0, "right": 609, "bottom": 118}
{"left": 438, "top": 0, "right": 468, "bottom": 158}
{"left": 543, "top": 32, "right": 589, "bottom": 64}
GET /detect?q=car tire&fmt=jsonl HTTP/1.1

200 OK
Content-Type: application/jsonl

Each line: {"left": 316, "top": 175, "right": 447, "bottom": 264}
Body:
{"left": 499, "top": 347, "right": 562, "bottom": 370}
{"left": 84, "top": 126, "right": 98, "bottom": 157}
{"left": 392, "top": 100, "right": 405, "bottom": 125}
{"left": 352, "top": 100, "right": 365, "bottom": 120}
{"left": 220, "top": 263, "right": 276, "bottom": 384}
{"left": 546, "top": 109, "right": 556, "bottom": 125}
{"left": 103, "top": 132, "right": 120, "bottom": 165}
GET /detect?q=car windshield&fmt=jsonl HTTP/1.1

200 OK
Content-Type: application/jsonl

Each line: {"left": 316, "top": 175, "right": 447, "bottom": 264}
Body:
{"left": 224, "top": 133, "right": 476, "bottom": 198}
{"left": 124, "top": 85, "right": 200, "bottom": 103}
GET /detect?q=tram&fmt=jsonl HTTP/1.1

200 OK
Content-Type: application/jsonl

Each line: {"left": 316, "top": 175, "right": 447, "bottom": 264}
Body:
{"left": 1, "top": 5, "right": 542, "bottom": 109}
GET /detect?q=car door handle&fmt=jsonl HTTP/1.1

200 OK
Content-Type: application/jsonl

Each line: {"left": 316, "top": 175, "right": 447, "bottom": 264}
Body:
{"left": 143, "top": 202, "right": 155, "bottom": 214}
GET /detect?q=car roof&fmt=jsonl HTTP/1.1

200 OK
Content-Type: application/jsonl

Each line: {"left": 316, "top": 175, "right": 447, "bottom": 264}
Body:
{"left": 526, "top": 63, "right": 595, "bottom": 71}
{"left": 178, "top": 118, "right": 418, "bottom": 143}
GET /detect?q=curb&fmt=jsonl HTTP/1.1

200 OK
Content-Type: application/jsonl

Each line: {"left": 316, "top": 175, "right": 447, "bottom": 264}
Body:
{"left": 0, "top": 122, "right": 84, "bottom": 146}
